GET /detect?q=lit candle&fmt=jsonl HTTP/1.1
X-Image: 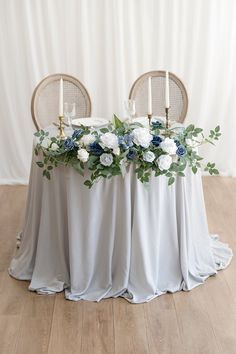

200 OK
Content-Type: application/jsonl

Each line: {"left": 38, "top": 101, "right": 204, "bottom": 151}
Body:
{"left": 148, "top": 76, "right": 152, "bottom": 115}
{"left": 165, "top": 71, "right": 170, "bottom": 109}
{"left": 59, "top": 77, "right": 63, "bottom": 116}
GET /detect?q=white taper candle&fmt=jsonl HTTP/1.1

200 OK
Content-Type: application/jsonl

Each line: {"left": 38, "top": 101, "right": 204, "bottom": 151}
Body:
{"left": 165, "top": 71, "right": 170, "bottom": 109}
{"left": 148, "top": 76, "right": 152, "bottom": 115}
{"left": 59, "top": 78, "right": 63, "bottom": 116}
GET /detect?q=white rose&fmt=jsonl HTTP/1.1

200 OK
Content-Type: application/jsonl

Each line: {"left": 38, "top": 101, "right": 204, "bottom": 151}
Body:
{"left": 143, "top": 151, "right": 155, "bottom": 163}
{"left": 157, "top": 155, "right": 172, "bottom": 171}
{"left": 50, "top": 143, "right": 59, "bottom": 151}
{"left": 77, "top": 148, "right": 89, "bottom": 162}
{"left": 132, "top": 127, "right": 153, "bottom": 148}
{"left": 41, "top": 137, "right": 51, "bottom": 148}
{"left": 80, "top": 134, "right": 96, "bottom": 146}
{"left": 100, "top": 153, "right": 113, "bottom": 166}
{"left": 100, "top": 132, "right": 119, "bottom": 150}
{"left": 160, "top": 137, "right": 177, "bottom": 155}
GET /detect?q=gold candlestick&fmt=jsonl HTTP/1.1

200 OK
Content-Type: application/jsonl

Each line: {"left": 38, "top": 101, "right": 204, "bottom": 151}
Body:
{"left": 147, "top": 113, "right": 152, "bottom": 126}
{"left": 58, "top": 115, "right": 66, "bottom": 139}
{"left": 165, "top": 107, "right": 170, "bottom": 129}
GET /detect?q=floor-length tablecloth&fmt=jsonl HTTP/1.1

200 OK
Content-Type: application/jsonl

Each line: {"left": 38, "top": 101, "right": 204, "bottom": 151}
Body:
{"left": 9, "top": 129, "right": 233, "bottom": 303}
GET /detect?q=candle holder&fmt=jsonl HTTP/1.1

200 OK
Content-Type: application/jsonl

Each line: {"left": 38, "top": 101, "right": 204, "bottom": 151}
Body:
{"left": 165, "top": 107, "right": 170, "bottom": 129}
{"left": 57, "top": 115, "right": 66, "bottom": 139}
{"left": 147, "top": 113, "right": 152, "bottom": 126}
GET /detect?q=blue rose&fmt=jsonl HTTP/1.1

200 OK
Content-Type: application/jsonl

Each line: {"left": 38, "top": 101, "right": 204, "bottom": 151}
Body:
{"left": 72, "top": 129, "right": 84, "bottom": 140}
{"left": 152, "top": 135, "right": 163, "bottom": 146}
{"left": 119, "top": 134, "right": 133, "bottom": 150}
{"left": 176, "top": 145, "right": 187, "bottom": 157}
{"left": 127, "top": 149, "right": 137, "bottom": 160}
{"left": 64, "top": 137, "right": 76, "bottom": 151}
{"left": 152, "top": 120, "right": 164, "bottom": 128}
{"left": 174, "top": 139, "right": 181, "bottom": 147}
{"left": 89, "top": 142, "right": 104, "bottom": 156}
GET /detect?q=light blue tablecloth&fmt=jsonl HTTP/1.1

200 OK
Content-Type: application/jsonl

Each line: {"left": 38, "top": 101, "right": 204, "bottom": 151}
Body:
{"left": 9, "top": 126, "right": 233, "bottom": 302}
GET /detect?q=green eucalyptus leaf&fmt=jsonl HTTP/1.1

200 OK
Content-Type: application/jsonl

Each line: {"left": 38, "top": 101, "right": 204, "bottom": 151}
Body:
{"left": 113, "top": 114, "right": 123, "bottom": 129}
{"left": 168, "top": 177, "right": 175, "bottom": 185}
{"left": 36, "top": 162, "right": 44, "bottom": 168}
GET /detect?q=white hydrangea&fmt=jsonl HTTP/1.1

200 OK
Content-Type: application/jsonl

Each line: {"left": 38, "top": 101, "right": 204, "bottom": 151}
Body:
{"left": 100, "top": 132, "right": 119, "bottom": 150}
{"left": 160, "top": 137, "right": 177, "bottom": 155}
{"left": 113, "top": 147, "right": 120, "bottom": 156}
{"left": 41, "top": 137, "right": 51, "bottom": 149}
{"left": 80, "top": 134, "right": 96, "bottom": 146}
{"left": 157, "top": 155, "right": 172, "bottom": 171}
{"left": 50, "top": 143, "right": 59, "bottom": 151}
{"left": 185, "top": 137, "right": 201, "bottom": 148}
{"left": 143, "top": 151, "right": 155, "bottom": 163}
{"left": 100, "top": 153, "right": 113, "bottom": 166}
{"left": 77, "top": 148, "right": 89, "bottom": 162}
{"left": 132, "top": 127, "right": 153, "bottom": 148}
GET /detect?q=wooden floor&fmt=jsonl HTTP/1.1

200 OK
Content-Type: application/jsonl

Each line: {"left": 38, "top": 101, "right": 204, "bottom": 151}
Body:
{"left": 0, "top": 177, "right": 236, "bottom": 354}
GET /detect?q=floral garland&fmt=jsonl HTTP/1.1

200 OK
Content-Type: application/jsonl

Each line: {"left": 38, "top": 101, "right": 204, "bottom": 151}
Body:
{"left": 34, "top": 115, "right": 221, "bottom": 188}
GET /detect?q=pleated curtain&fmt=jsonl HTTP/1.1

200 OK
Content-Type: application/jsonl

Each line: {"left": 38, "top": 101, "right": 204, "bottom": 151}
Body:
{"left": 1, "top": 0, "right": 236, "bottom": 183}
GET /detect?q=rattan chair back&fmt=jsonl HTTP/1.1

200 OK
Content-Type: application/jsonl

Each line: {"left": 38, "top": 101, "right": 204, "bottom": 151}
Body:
{"left": 31, "top": 73, "right": 91, "bottom": 130}
{"left": 129, "top": 71, "right": 188, "bottom": 122}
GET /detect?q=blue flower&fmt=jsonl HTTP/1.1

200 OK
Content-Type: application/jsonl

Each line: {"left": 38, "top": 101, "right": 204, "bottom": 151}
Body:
{"left": 152, "top": 120, "right": 164, "bottom": 129}
{"left": 127, "top": 149, "right": 137, "bottom": 160}
{"left": 174, "top": 139, "right": 181, "bottom": 147}
{"left": 89, "top": 142, "right": 104, "bottom": 156}
{"left": 64, "top": 137, "right": 76, "bottom": 151}
{"left": 152, "top": 135, "right": 163, "bottom": 146}
{"left": 72, "top": 129, "right": 84, "bottom": 140}
{"left": 176, "top": 145, "right": 187, "bottom": 157}
{"left": 119, "top": 134, "right": 133, "bottom": 150}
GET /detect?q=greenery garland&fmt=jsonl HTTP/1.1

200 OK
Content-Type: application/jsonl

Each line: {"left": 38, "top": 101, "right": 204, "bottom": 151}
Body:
{"left": 34, "top": 115, "right": 220, "bottom": 188}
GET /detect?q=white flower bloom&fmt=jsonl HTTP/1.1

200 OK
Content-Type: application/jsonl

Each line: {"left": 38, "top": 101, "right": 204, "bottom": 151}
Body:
{"left": 100, "top": 153, "right": 113, "bottom": 166}
{"left": 77, "top": 148, "right": 89, "bottom": 162}
{"left": 80, "top": 134, "right": 96, "bottom": 146}
{"left": 113, "top": 147, "right": 120, "bottom": 156}
{"left": 143, "top": 151, "right": 155, "bottom": 163}
{"left": 100, "top": 132, "right": 119, "bottom": 150}
{"left": 132, "top": 127, "right": 153, "bottom": 148}
{"left": 157, "top": 155, "right": 172, "bottom": 171}
{"left": 41, "top": 137, "right": 51, "bottom": 148}
{"left": 160, "top": 137, "right": 177, "bottom": 155}
{"left": 185, "top": 137, "right": 201, "bottom": 148}
{"left": 50, "top": 143, "right": 59, "bottom": 151}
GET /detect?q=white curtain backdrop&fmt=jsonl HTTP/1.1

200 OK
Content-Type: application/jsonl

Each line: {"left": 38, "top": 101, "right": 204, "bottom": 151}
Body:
{"left": 1, "top": 0, "right": 236, "bottom": 183}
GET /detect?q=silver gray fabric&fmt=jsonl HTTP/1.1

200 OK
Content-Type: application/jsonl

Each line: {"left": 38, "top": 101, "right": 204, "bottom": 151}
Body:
{"left": 9, "top": 130, "right": 233, "bottom": 303}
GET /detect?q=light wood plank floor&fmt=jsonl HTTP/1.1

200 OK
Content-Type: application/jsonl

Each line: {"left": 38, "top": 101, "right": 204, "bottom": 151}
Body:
{"left": 0, "top": 177, "right": 236, "bottom": 354}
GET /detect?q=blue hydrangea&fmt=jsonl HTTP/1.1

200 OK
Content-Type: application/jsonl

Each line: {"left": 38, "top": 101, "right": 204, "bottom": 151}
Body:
{"left": 119, "top": 134, "right": 134, "bottom": 150}
{"left": 89, "top": 142, "right": 104, "bottom": 156}
{"left": 152, "top": 120, "right": 164, "bottom": 129}
{"left": 152, "top": 135, "right": 163, "bottom": 146}
{"left": 72, "top": 129, "right": 84, "bottom": 140}
{"left": 127, "top": 149, "right": 137, "bottom": 160}
{"left": 64, "top": 137, "right": 76, "bottom": 151}
{"left": 176, "top": 145, "right": 187, "bottom": 157}
{"left": 174, "top": 139, "right": 181, "bottom": 147}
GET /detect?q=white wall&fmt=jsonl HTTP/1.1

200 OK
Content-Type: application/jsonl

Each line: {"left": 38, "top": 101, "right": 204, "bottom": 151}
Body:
{"left": 1, "top": 0, "right": 236, "bottom": 183}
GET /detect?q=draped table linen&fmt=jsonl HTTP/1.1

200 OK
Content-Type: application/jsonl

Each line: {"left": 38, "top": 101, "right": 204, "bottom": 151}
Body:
{"left": 9, "top": 126, "right": 233, "bottom": 303}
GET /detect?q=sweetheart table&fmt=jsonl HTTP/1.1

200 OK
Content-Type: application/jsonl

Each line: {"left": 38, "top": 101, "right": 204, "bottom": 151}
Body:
{"left": 9, "top": 125, "right": 233, "bottom": 303}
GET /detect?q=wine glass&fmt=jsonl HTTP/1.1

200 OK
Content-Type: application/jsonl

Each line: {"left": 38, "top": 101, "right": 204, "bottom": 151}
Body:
{"left": 64, "top": 102, "right": 76, "bottom": 127}
{"left": 124, "top": 100, "right": 136, "bottom": 121}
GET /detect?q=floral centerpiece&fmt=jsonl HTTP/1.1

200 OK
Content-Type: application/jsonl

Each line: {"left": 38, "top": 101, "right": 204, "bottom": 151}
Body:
{"left": 34, "top": 115, "right": 220, "bottom": 188}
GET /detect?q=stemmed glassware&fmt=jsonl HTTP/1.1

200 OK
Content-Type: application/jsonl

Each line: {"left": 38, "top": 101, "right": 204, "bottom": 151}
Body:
{"left": 64, "top": 102, "right": 76, "bottom": 128}
{"left": 124, "top": 100, "right": 136, "bottom": 121}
